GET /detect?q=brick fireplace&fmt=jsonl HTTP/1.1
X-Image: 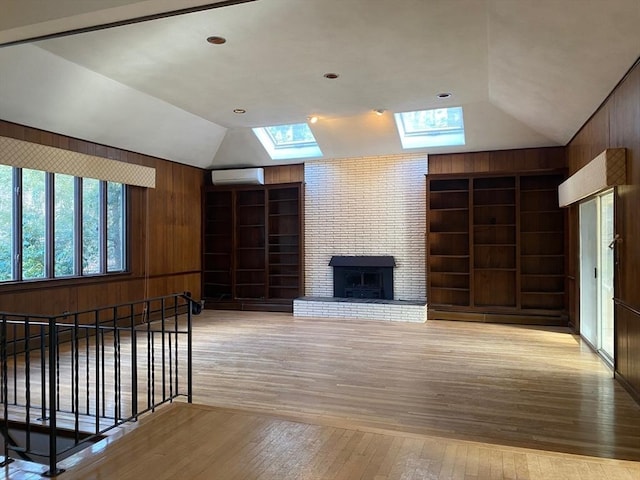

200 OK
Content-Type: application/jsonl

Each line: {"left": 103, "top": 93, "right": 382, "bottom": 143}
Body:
{"left": 294, "top": 154, "right": 427, "bottom": 322}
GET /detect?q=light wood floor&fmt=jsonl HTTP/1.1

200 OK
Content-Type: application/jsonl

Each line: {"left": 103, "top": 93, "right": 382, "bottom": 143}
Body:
{"left": 3, "top": 310, "right": 640, "bottom": 479}
{"left": 7, "top": 402, "right": 640, "bottom": 480}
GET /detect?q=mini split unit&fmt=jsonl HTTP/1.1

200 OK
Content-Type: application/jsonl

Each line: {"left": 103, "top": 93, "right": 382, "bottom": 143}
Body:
{"left": 211, "top": 167, "right": 264, "bottom": 185}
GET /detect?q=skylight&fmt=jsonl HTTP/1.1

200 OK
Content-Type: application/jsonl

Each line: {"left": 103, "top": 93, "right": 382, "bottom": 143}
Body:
{"left": 253, "top": 123, "right": 322, "bottom": 160}
{"left": 394, "top": 107, "right": 465, "bottom": 149}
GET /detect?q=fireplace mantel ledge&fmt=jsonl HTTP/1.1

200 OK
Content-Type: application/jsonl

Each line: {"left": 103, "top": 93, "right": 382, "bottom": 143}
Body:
{"left": 296, "top": 296, "right": 425, "bottom": 306}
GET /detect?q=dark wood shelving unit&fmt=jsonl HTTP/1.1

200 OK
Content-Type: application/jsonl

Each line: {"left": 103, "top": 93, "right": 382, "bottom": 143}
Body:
{"left": 519, "top": 174, "right": 565, "bottom": 312}
{"left": 202, "top": 183, "right": 303, "bottom": 312}
{"left": 427, "top": 178, "right": 471, "bottom": 307}
{"left": 427, "top": 172, "right": 566, "bottom": 324}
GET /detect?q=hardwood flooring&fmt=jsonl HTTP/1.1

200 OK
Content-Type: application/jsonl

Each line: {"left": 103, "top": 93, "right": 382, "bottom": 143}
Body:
{"left": 7, "top": 402, "right": 640, "bottom": 480}
{"left": 3, "top": 310, "right": 640, "bottom": 479}
{"left": 189, "top": 311, "right": 640, "bottom": 461}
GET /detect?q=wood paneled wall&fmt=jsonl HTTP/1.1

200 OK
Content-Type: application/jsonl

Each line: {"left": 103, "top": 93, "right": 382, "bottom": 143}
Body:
{"left": 264, "top": 164, "right": 304, "bottom": 184}
{"left": 428, "top": 147, "right": 566, "bottom": 175}
{"left": 0, "top": 120, "right": 203, "bottom": 316}
{"left": 567, "top": 59, "right": 640, "bottom": 402}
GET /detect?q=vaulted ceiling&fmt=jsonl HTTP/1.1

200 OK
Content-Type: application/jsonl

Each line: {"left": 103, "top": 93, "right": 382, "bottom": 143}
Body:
{"left": 0, "top": 0, "right": 638, "bottom": 169}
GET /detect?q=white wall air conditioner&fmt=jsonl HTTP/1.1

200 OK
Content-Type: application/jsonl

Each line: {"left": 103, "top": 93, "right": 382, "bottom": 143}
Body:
{"left": 211, "top": 167, "right": 264, "bottom": 185}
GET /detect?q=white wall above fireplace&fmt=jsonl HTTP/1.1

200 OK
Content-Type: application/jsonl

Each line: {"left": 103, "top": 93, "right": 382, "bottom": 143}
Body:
{"left": 304, "top": 153, "right": 427, "bottom": 302}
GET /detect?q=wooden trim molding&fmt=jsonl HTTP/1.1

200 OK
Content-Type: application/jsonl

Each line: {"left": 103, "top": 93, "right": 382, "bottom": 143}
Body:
{"left": 614, "top": 297, "right": 640, "bottom": 317}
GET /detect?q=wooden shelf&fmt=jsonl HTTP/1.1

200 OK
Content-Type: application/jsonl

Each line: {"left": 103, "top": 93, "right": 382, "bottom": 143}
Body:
{"left": 475, "top": 243, "right": 516, "bottom": 247}
{"left": 427, "top": 172, "right": 565, "bottom": 322}
{"left": 431, "top": 272, "right": 470, "bottom": 275}
{"left": 474, "top": 204, "right": 515, "bottom": 208}
{"left": 430, "top": 207, "right": 469, "bottom": 212}
{"left": 473, "top": 223, "right": 516, "bottom": 227}
{"left": 202, "top": 183, "right": 303, "bottom": 312}
{"left": 474, "top": 268, "right": 517, "bottom": 271}
{"left": 522, "top": 273, "right": 564, "bottom": 278}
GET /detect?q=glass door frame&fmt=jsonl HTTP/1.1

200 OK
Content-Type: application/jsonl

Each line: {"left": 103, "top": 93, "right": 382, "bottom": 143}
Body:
{"left": 578, "top": 188, "right": 615, "bottom": 366}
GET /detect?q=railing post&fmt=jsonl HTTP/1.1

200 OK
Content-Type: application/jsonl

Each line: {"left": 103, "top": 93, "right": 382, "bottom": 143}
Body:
{"left": 24, "top": 316, "right": 31, "bottom": 454}
{"left": 40, "top": 325, "right": 47, "bottom": 421}
{"left": 45, "top": 316, "right": 64, "bottom": 477}
{"left": 95, "top": 310, "right": 101, "bottom": 434}
{"left": 161, "top": 297, "right": 166, "bottom": 401}
{"left": 131, "top": 303, "right": 138, "bottom": 419}
{"left": 73, "top": 314, "right": 80, "bottom": 443}
{"left": 187, "top": 297, "right": 193, "bottom": 404}
{"left": 1, "top": 314, "right": 13, "bottom": 467}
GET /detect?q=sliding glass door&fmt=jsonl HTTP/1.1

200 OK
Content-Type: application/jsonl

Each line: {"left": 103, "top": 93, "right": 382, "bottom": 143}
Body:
{"left": 579, "top": 190, "right": 615, "bottom": 364}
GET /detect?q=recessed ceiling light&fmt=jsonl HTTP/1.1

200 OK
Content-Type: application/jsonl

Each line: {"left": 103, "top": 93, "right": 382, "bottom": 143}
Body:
{"left": 206, "top": 36, "right": 227, "bottom": 45}
{"left": 308, "top": 115, "right": 319, "bottom": 124}
{"left": 323, "top": 73, "right": 339, "bottom": 79}
{"left": 233, "top": 108, "right": 246, "bottom": 114}
{"left": 373, "top": 109, "right": 385, "bottom": 116}
{"left": 437, "top": 92, "right": 452, "bottom": 99}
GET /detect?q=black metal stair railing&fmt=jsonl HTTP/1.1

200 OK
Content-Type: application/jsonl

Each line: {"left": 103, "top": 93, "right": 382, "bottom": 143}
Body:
{"left": 0, "top": 292, "right": 197, "bottom": 477}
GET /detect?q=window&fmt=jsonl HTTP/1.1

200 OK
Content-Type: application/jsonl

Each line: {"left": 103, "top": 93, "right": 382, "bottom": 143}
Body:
{"left": 54, "top": 174, "right": 76, "bottom": 277}
{"left": 0, "top": 167, "right": 127, "bottom": 283}
{"left": 394, "top": 107, "right": 465, "bottom": 149}
{"left": 253, "top": 123, "right": 322, "bottom": 160}
{"left": 21, "top": 169, "right": 46, "bottom": 280}
{"left": 0, "top": 165, "right": 13, "bottom": 282}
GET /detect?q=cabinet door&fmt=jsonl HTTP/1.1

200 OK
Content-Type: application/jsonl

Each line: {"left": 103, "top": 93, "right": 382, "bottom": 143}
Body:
{"left": 203, "top": 190, "right": 233, "bottom": 300}
{"left": 235, "top": 189, "right": 267, "bottom": 299}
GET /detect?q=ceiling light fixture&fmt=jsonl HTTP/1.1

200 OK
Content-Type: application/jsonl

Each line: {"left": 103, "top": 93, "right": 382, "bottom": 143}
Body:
{"left": 308, "top": 115, "right": 319, "bottom": 124}
{"left": 206, "top": 35, "right": 227, "bottom": 45}
{"left": 437, "top": 92, "right": 452, "bottom": 99}
{"left": 233, "top": 108, "right": 246, "bottom": 114}
{"left": 323, "top": 73, "right": 339, "bottom": 79}
{"left": 373, "top": 109, "right": 385, "bottom": 116}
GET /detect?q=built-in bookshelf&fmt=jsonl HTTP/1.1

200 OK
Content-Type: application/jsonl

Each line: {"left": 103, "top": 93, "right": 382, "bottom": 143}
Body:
{"left": 427, "top": 178, "right": 471, "bottom": 307}
{"left": 427, "top": 172, "right": 565, "bottom": 324}
{"left": 519, "top": 174, "right": 565, "bottom": 311}
{"left": 203, "top": 190, "right": 233, "bottom": 300}
{"left": 202, "top": 183, "right": 303, "bottom": 312}
{"left": 472, "top": 176, "right": 517, "bottom": 308}
{"left": 267, "top": 186, "right": 301, "bottom": 300}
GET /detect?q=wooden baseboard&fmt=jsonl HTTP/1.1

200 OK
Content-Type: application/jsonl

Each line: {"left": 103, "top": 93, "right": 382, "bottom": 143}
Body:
{"left": 205, "top": 300, "right": 293, "bottom": 313}
{"left": 428, "top": 308, "right": 568, "bottom": 326}
{"left": 615, "top": 371, "right": 640, "bottom": 405}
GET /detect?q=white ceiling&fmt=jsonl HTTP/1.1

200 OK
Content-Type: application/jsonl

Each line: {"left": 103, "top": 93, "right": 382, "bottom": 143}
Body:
{"left": 0, "top": 0, "right": 638, "bottom": 169}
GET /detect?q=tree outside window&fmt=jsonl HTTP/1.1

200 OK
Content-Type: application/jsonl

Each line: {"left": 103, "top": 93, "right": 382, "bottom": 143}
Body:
{"left": 0, "top": 167, "right": 126, "bottom": 282}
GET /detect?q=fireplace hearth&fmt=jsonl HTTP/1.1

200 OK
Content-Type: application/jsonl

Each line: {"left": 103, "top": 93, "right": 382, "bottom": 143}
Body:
{"left": 329, "top": 256, "right": 395, "bottom": 300}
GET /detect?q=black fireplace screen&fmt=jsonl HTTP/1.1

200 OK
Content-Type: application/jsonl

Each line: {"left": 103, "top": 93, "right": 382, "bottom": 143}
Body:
{"left": 329, "top": 256, "right": 395, "bottom": 300}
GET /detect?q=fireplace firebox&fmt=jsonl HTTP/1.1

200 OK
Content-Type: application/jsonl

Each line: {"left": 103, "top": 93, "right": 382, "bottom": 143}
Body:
{"left": 329, "top": 256, "right": 395, "bottom": 300}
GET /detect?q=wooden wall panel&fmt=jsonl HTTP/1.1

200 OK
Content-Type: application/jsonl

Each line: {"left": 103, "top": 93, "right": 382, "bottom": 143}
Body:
{"left": 566, "top": 59, "right": 640, "bottom": 402}
{"left": 0, "top": 120, "right": 204, "bottom": 317}
{"left": 615, "top": 302, "right": 640, "bottom": 403}
{"left": 428, "top": 147, "right": 566, "bottom": 175}
{"left": 264, "top": 164, "right": 305, "bottom": 184}
{"left": 611, "top": 65, "right": 640, "bottom": 310}
{"left": 567, "top": 105, "right": 611, "bottom": 173}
